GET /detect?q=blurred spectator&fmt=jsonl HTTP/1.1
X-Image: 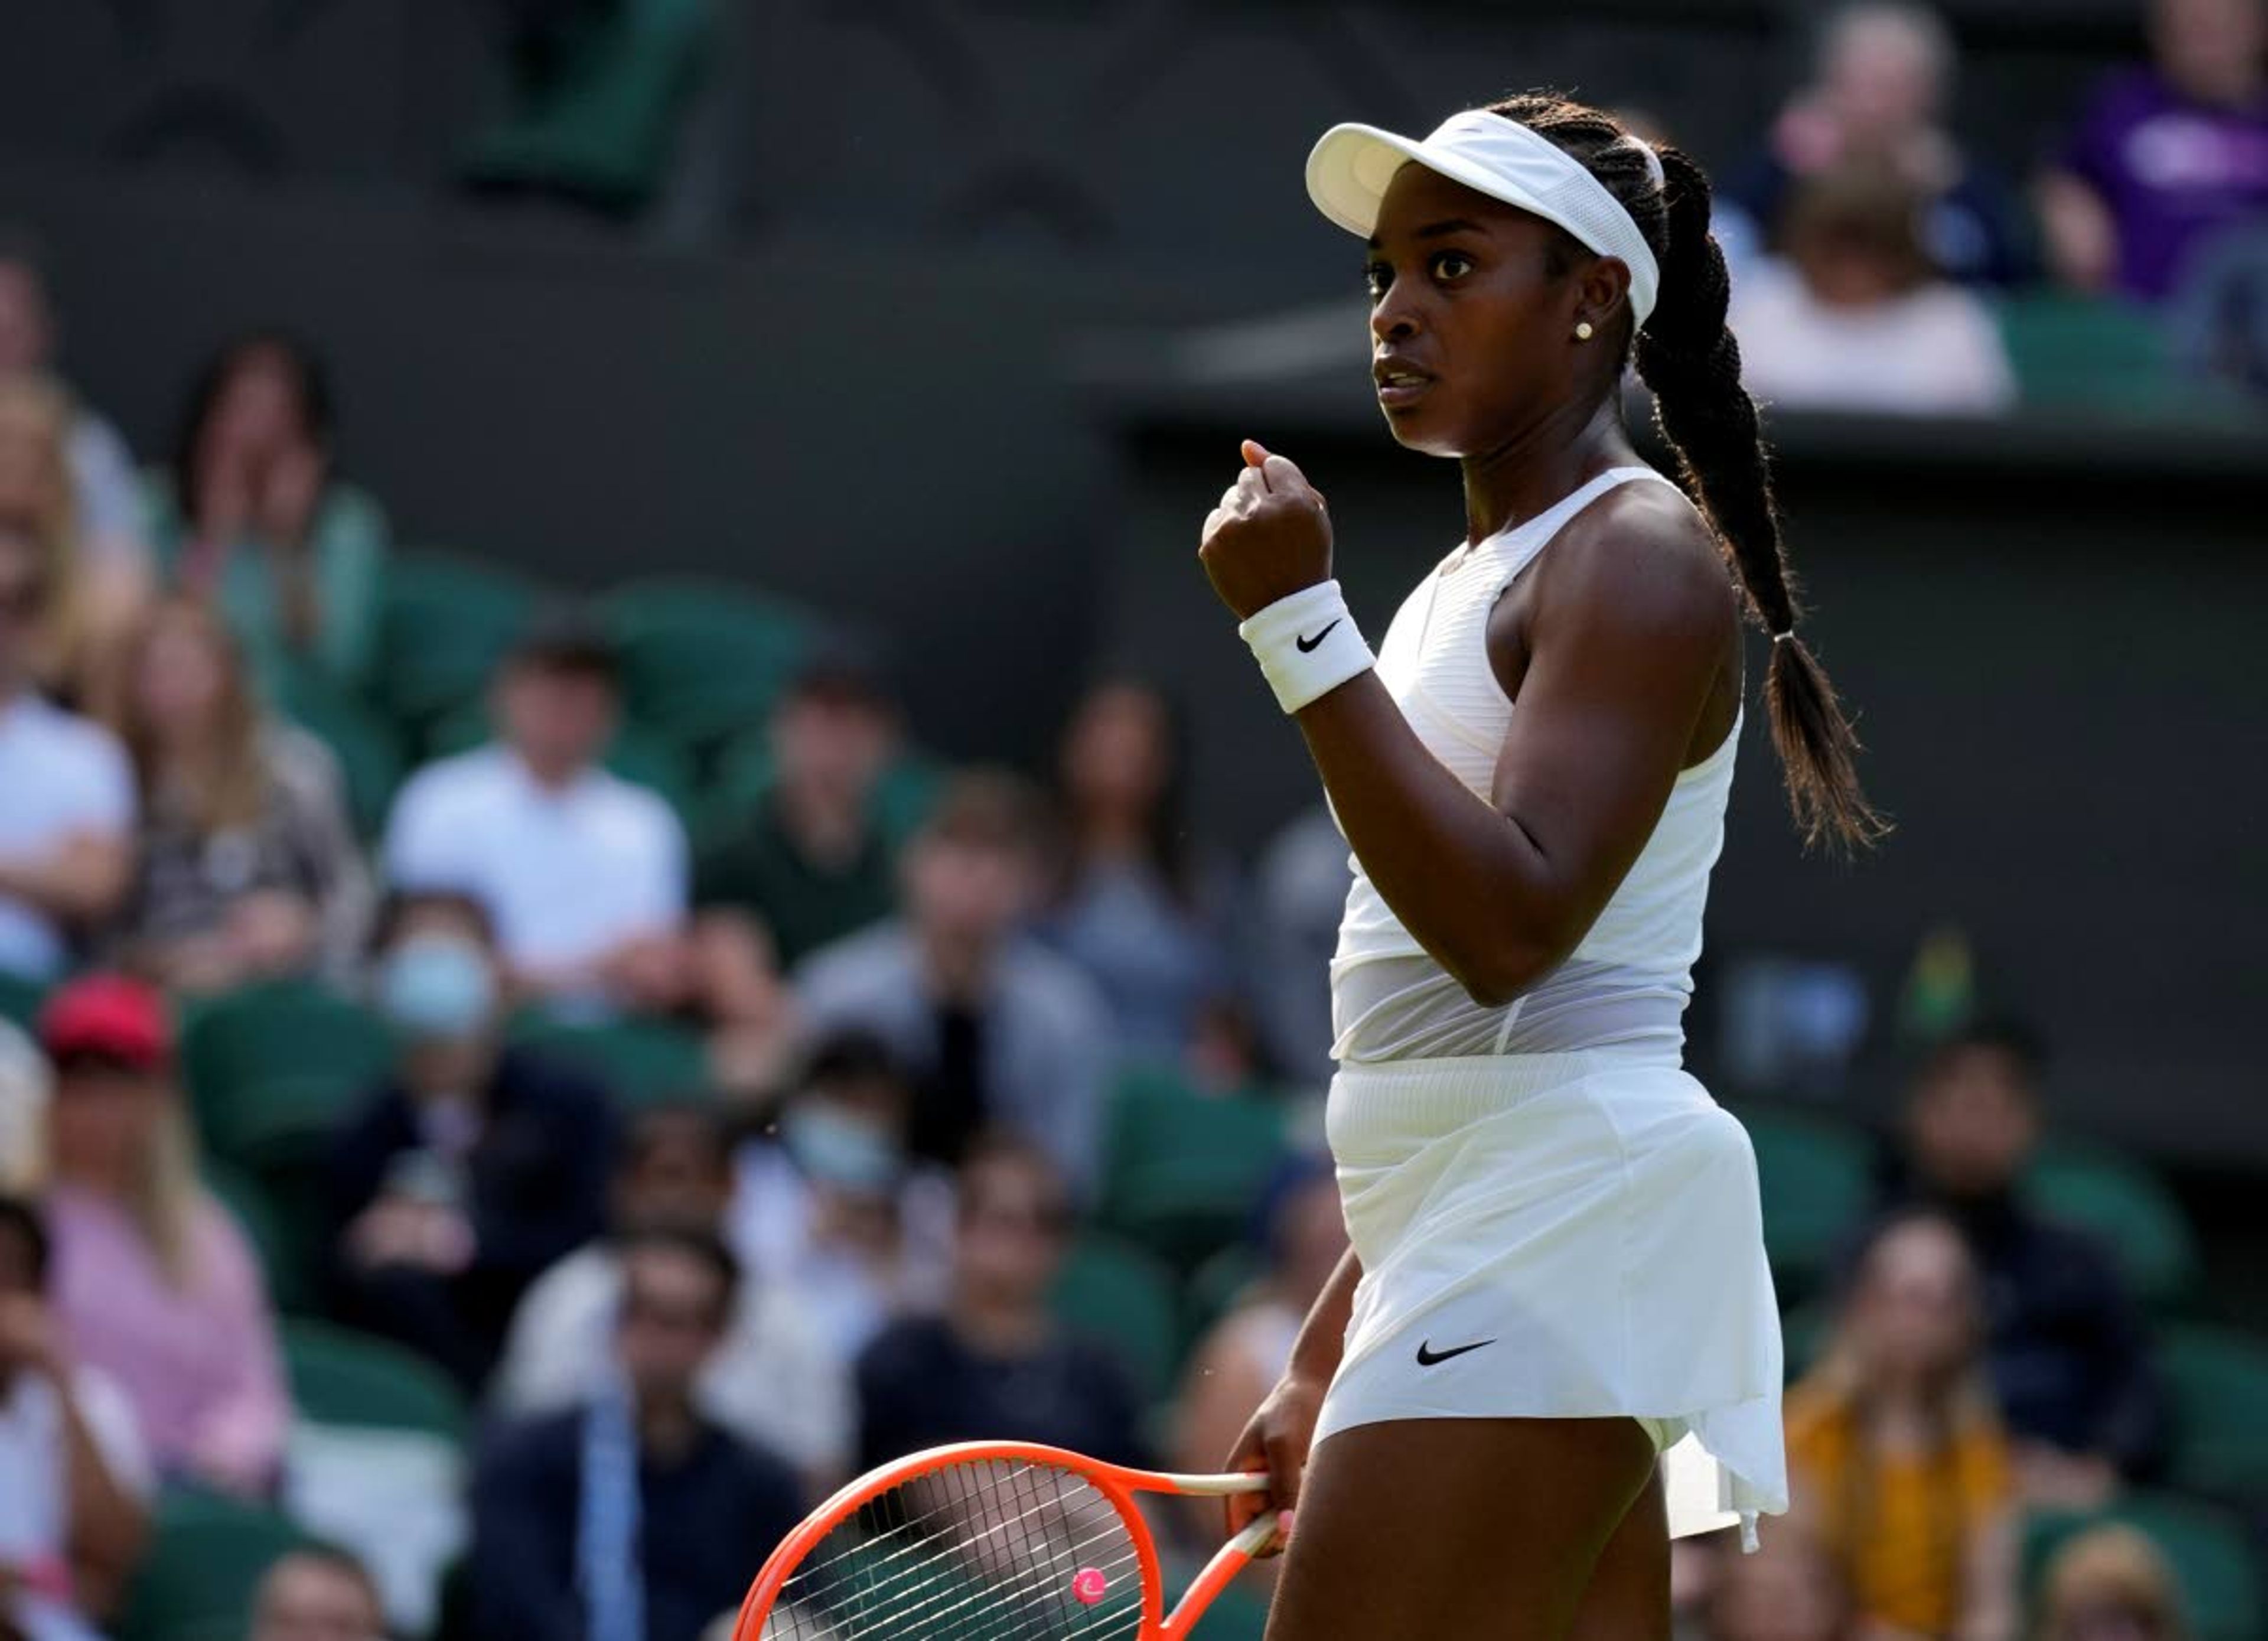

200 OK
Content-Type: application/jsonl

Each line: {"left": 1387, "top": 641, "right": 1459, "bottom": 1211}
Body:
{"left": 1702, "top": 1521, "right": 1855, "bottom": 1641}
{"left": 727, "top": 1030, "right": 951, "bottom": 1370}
{"left": 148, "top": 334, "right": 390, "bottom": 691}
{"left": 491, "top": 1102, "right": 850, "bottom": 1486}
{"left": 1041, "top": 679, "right": 1236, "bottom": 1062}
{"left": 1731, "top": 162, "right": 2018, "bottom": 415}
{"left": 247, "top": 1544, "right": 389, "bottom": 1641}
{"left": 1786, "top": 1210, "right": 2019, "bottom": 1641}
{"left": 797, "top": 771, "right": 1110, "bottom": 1192}
{"left": 0, "top": 375, "right": 138, "bottom": 714}
{"left": 1247, "top": 806, "right": 1352, "bottom": 1090}
{"left": 854, "top": 1137, "right": 1142, "bottom": 1471}
{"left": 1722, "top": 4, "right": 2029, "bottom": 286}
{"left": 0, "top": 526, "right": 134, "bottom": 982}
{"left": 696, "top": 647, "right": 901, "bottom": 970}
{"left": 0, "top": 233, "right": 154, "bottom": 585}
{"left": 105, "top": 598, "right": 371, "bottom": 994}
{"left": 38, "top": 975, "right": 289, "bottom": 1496}
{"left": 328, "top": 890, "right": 617, "bottom": 1391}
{"left": 1877, "top": 1021, "right": 2166, "bottom": 1503}
{"left": 2042, "top": 0, "right": 2268, "bottom": 301}
{"left": 1170, "top": 1155, "right": 1346, "bottom": 1520}
{"left": 2035, "top": 1524, "right": 2187, "bottom": 1641}
{"left": 470, "top": 1226, "right": 804, "bottom": 1641}
{"left": 0, "top": 1020, "right": 47, "bottom": 1192}
{"left": 0, "top": 1193, "right": 151, "bottom": 1641}
{"left": 383, "top": 617, "right": 689, "bottom": 1014}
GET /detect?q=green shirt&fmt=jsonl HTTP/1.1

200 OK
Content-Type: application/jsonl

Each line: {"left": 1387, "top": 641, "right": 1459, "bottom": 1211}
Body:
{"left": 144, "top": 471, "right": 390, "bottom": 692}
{"left": 696, "top": 799, "right": 898, "bottom": 968}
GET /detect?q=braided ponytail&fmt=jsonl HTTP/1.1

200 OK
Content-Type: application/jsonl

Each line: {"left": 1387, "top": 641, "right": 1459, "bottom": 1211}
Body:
{"left": 1488, "top": 94, "right": 1888, "bottom": 853}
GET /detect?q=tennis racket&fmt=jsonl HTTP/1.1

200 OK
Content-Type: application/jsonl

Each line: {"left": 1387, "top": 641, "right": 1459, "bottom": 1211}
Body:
{"left": 731, "top": 1440, "right": 1278, "bottom": 1640}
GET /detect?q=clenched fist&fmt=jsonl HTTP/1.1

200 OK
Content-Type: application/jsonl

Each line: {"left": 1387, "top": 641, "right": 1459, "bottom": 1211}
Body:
{"left": 1199, "top": 440, "right": 1334, "bottom": 620}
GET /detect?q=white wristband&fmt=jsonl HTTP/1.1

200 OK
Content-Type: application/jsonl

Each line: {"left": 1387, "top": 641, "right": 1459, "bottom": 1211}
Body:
{"left": 1237, "top": 580, "right": 1375, "bottom": 715}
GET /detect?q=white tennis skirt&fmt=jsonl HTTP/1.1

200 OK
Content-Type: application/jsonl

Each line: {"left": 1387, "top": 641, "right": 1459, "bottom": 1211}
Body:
{"left": 1312, "top": 1051, "right": 1787, "bottom": 1546}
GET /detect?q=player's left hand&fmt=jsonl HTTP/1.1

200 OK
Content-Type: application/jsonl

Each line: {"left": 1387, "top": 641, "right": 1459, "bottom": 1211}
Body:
{"left": 1199, "top": 439, "right": 1333, "bottom": 620}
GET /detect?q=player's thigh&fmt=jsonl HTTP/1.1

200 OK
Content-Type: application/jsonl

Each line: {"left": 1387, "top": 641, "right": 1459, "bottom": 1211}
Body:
{"left": 1261, "top": 1416, "right": 1659, "bottom": 1641}
{"left": 1566, "top": 1466, "right": 1670, "bottom": 1641}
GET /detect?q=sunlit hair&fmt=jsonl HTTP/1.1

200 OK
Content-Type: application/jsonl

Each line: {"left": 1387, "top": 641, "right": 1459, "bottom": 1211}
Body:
{"left": 2035, "top": 1524, "right": 2187, "bottom": 1641}
{"left": 112, "top": 597, "right": 273, "bottom": 835}
{"left": 1484, "top": 93, "right": 1887, "bottom": 852}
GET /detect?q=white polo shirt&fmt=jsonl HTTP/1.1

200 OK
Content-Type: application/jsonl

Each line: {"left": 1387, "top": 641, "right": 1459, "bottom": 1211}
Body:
{"left": 382, "top": 745, "right": 687, "bottom": 975}
{"left": 0, "top": 693, "right": 135, "bottom": 981}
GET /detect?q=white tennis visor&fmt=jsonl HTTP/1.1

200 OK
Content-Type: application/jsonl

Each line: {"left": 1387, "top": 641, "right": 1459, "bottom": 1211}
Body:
{"left": 1305, "top": 109, "right": 1661, "bottom": 326}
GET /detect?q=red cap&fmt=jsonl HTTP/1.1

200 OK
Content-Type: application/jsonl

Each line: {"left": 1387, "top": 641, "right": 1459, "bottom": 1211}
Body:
{"left": 38, "top": 974, "right": 174, "bottom": 1073}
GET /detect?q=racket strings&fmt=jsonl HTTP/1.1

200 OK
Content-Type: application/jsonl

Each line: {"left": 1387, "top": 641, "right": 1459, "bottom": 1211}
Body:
{"left": 763, "top": 1458, "right": 1146, "bottom": 1640}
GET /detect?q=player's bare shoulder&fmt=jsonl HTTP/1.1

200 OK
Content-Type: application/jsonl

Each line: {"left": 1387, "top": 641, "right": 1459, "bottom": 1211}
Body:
{"left": 1531, "top": 474, "right": 1741, "bottom": 657}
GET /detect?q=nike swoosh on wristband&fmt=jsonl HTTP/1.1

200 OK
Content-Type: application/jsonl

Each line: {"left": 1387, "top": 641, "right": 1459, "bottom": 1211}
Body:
{"left": 1295, "top": 620, "right": 1342, "bottom": 653}
{"left": 1415, "top": 1338, "right": 1495, "bottom": 1368}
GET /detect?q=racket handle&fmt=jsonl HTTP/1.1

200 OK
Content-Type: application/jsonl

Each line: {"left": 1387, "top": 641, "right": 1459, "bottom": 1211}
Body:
{"left": 1158, "top": 1515, "right": 1281, "bottom": 1641}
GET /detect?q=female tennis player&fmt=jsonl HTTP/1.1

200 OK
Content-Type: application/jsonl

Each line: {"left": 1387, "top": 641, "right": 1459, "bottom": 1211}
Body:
{"left": 1197, "top": 93, "right": 1885, "bottom": 1637}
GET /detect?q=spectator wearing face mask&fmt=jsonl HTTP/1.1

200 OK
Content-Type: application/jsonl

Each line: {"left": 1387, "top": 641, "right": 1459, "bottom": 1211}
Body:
{"left": 490, "top": 1103, "right": 849, "bottom": 1487}
{"left": 0, "top": 1193, "right": 152, "bottom": 1641}
{"left": 726, "top": 1031, "right": 951, "bottom": 1373}
{"left": 795, "top": 771, "right": 1110, "bottom": 1194}
{"left": 328, "top": 890, "right": 618, "bottom": 1391}
{"left": 247, "top": 1545, "right": 389, "bottom": 1641}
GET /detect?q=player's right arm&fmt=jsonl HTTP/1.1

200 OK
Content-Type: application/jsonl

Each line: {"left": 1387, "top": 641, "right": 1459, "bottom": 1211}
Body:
{"left": 1221, "top": 1246, "right": 1362, "bottom": 1550}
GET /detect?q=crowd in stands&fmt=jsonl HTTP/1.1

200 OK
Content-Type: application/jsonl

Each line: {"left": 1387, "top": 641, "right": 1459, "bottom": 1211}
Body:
{"left": 0, "top": 4, "right": 2263, "bottom": 1638}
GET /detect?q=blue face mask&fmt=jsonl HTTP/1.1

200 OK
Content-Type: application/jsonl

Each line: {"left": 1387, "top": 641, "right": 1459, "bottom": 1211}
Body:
{"left": 376, "top": 934, "right": 497, "bottom": 1043}
{"left": 783, "top": 1103, "right": 905, "bottom": 1195}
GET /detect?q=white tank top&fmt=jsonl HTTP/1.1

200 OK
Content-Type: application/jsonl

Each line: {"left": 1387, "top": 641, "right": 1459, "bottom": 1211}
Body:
{"left": 1330, "top": 466, "right": 1740, "bottom": 1064}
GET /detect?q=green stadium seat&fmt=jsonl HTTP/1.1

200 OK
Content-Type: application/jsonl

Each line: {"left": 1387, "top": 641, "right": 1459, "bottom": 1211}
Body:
{"left": 268, "top": 656, "right": 405, "bottom": 841}
{"left": 376, "top": 549, "right": 542, "bottom": 732}
{"left": 203, "top": 1158, "right": 318, "bottom": 1316}
{"left": 113, "top": 1487, "right": 307, "bottom": 1641}
{"left": 509, "top": 1012, "right": 710, "bottom": 1107}
{"left": 599, "top": 579, "right": 820, "bottom": 754}
{"left": 1738, "top": 1109, "right": 1871, "bottom": 1303}
{"left": 1997, "top": 294, "right": 2181, "bottom": 415}
{"left": 2159, "top": 1323, "right": 2268, "bottom": 1502}
{"left": 461, "top": 0, "right": 715, "bottom": 213}
{"left": 181, "top": 981, "right": 395, "bottom": 1167}
{"left": 2022, "top": 1493, "right": 2262, "bottom": 1641}
{"left": 0, "top": 969, "right": 46, "bottom": 1031}
{"left": 282, "top": 1318, "right": 468, "bottom": 1441}
{"left": 2024, "top": 1142, "right": 2201, "bottom": 1310}
{"left": 1050, "top": 1233, "right": 1183, "bottom": 1409}
{"left": 1103, "top": 1073, "right": 1289, "bottom": 1271}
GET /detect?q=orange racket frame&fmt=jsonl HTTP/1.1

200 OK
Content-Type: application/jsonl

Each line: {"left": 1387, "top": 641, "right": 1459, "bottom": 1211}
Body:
{"left": 731, "top": 1440, "right": 1278, "bottom": 1640}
